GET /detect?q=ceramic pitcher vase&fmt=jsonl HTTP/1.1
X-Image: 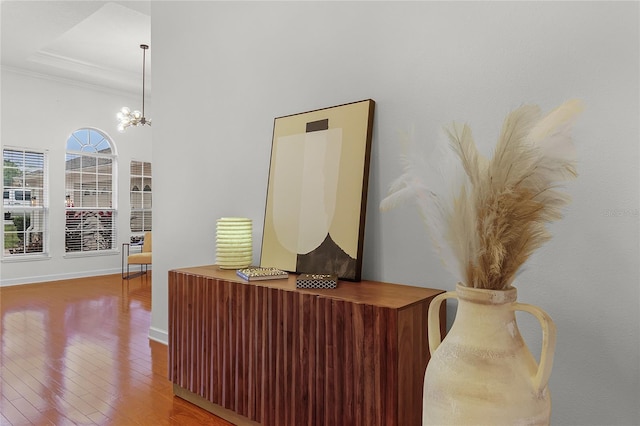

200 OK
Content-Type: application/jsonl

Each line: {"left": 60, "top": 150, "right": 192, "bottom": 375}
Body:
{"left": 423, "top": 283, "right": 557, "bottom": 425}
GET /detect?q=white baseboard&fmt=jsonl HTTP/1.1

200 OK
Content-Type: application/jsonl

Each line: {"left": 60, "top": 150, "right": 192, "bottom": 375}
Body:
{"left": 148, "top": 326, "right": 168, "bottom": 345}
{"left": 0, "top": 268, "right": 121, "bottom": 287}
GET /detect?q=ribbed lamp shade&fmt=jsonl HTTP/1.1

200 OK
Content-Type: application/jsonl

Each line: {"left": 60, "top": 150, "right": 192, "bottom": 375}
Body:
{"left": 216, "top": 217, "right": 253, "bottom": 269}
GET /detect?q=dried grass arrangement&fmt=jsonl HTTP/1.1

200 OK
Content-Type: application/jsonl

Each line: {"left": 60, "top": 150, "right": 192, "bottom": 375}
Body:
{"left": 381, "top": 100, "right": 583, "bottom": 290}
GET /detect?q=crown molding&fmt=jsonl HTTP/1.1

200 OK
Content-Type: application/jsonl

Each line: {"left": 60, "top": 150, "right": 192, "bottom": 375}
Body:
{"left": 1, "top": 65, "right": 150, "bottom": 99}
{"left": 29, "top": 50, "right": 140, "bottom": 88}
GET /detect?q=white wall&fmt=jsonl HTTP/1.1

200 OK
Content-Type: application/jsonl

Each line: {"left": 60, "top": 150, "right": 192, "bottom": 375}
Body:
{"left": 0, "top": 70, "right": 152, "bottom": 285}
{"left": 151, "top": 2, "right": 639, "bottom": 425}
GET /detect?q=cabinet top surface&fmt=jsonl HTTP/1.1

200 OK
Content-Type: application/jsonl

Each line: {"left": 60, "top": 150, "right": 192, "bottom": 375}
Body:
{"left": 170, "top": 265, "right": 445, "bottom": 309}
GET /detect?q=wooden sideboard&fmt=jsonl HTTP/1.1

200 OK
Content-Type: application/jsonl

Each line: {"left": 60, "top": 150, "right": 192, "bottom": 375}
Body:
{"left": 168, "top": 265, "right": 445, "bottom": 426}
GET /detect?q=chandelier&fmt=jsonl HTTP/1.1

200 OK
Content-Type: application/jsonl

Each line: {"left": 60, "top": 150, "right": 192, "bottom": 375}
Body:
{"left": 117, "top": 44, "right": 151, "bottom": 132}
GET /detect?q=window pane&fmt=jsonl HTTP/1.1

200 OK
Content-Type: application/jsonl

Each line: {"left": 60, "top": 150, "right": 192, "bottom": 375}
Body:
{"left": 29, "top": 173, "right": 44, "bottom": 191}
{"left": 81, "top": 173, "right": 96, "bottom": 188}
{"left": 31, "top": 191, "right": 42, "bottom": 206}
{"left": 131, "top": 214, "right": 143, "bottom": 232}
{"left": 3, "top": 153, "right": 24, "bottom": 186}
{"left": 65, "top": 210, "right": 115, "bottom": 252}
{"left": 143, "top": 193, "right": 152, "bottom": 209}
{"left": 98, "top": 157, "right": 112, "bottom": 174}
{"left": 3, "top": 208, "right": 46, "bottom": 255}
{"left": 4, "top": 149, "right": 22, "bottom": 166}
{"left": 97, "top": 174, "right": 112, "bottom": 192}
{"left": 94, "top": 139, "right": 110, "bottom": 154}
{"left": 65, "top": 153, "right": 82, "bottom": 170}
{"left": 74, "top": 129, "right": 90, "bottom": 146}
{"left": 4, "top": 212, "right": 24, "bottom": 254}
{"left": 65, "top": 171, "right": 80, "bottom": 192}
{"left": 76, "top": 193, "right": 86, "bottom": 208}
{"left": 143, "top": 211, "right": 152, "bottom": 232}
{"left": 81, "top": 156, "right": 96, "bottom": 173}
{"left": 98, "top": 191, "right": 111, "bottom": 207}
{"left": 131, "top": 161, "right": 143, "bottom": 176}
{"left": 24, "top": 151, "right": 44, "bottom": 169}
{"left": 131, "top": 192, "right": 142, "bottom": 209}
{"left": 66, "top": 138, "right": 83, "bottom": 152}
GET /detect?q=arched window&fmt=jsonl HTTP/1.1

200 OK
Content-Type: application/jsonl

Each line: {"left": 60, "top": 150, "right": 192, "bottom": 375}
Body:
{"left": 64, "top": 129, "right": 116, "bottom": 253}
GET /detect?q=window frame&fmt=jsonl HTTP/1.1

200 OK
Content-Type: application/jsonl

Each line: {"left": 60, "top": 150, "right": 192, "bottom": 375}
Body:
{"left": 64, "top": 128, "right": 117, "bottom": 256}
{"left": 130, "top": 160, "right": 152, "bottom": 234}
{"left": 2, "top": 147, "right": 49, "bottom": 260}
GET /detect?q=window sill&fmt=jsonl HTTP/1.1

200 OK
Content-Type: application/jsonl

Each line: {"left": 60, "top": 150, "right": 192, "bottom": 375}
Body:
{"left": 2, "top": 254, "right": 52, "bottom": 263}
{"left": 64, "top": 250, "right": 119, "bottom": 259}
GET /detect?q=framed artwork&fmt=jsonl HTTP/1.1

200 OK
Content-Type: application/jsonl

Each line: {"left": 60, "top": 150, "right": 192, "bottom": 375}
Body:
{"left": 261, "top": 99, "right": 375, "bottom": 281}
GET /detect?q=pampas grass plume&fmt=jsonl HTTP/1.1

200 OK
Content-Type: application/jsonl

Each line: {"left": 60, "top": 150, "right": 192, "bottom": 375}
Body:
{"left": 381, "top": 100, "right": 583, "bottom": 290}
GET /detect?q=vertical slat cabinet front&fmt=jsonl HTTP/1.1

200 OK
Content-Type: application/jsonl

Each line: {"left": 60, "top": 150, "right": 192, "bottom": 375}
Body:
{"left": 169, "top": 273, "right": 266, "bottom": 422}
{"left": 170, "top": 272, "right": 212, "bottom": 395}
{"left": 296, "top": 296, "right": 399, "bottom": 426}
{"left": 168, "top": 277, "right": 404, "bottom": 426}
{"left": 169, "top": 270, "right": 440, "bottom": 426}
{"left": 168, "top": 270, "right": 187, "bottom": 388}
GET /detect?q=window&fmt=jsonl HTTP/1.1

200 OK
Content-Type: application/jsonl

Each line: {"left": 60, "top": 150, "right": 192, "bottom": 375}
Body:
{"left": 130, "top": 161, "right": 152, "bottom": 232}
{"left": 65, "top": 129, "right": 116, "bottom": 253}
{"left": 3, "top": 148, "right": 48, "bottom": 257}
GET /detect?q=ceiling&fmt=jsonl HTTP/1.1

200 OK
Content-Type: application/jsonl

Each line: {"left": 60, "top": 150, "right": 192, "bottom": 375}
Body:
{"left": 1, "top": 1, "right": 151, "bottom": 94}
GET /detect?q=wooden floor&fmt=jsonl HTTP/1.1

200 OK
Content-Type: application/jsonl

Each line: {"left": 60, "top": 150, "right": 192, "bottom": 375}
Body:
{"left": 0, "top": 273, "right": 233, "bottom": 426}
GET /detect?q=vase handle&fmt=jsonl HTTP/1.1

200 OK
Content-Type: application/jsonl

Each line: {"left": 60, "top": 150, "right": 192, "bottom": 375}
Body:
{"left": 513, "top": 303, "right": 557, "bottom": 394}
{"left": 428, "top": 291, "right": 457, "bottom": 355}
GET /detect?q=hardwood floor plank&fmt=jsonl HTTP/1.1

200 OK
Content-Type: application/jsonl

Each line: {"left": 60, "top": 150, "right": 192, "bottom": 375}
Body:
{"left": 0, "top": 273, "right": 233, "bottom": 426}
{"left": 0, "top": 397, "right": 31, "bottom": 425}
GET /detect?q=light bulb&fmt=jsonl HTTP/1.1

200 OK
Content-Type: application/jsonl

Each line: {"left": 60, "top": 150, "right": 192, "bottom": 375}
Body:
{"left": 133, "top": 110, "right": 142, "bottom": 119}
{"left": 121, "top": 106, "right": 131, "bottom": 115}
{"left": 117, "top": 124, "right": 125, "bottom": 133}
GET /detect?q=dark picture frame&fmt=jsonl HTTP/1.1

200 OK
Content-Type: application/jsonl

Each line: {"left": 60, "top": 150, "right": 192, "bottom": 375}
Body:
{"left": 260, "top": 99, "right": 375, "bottom": 281}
